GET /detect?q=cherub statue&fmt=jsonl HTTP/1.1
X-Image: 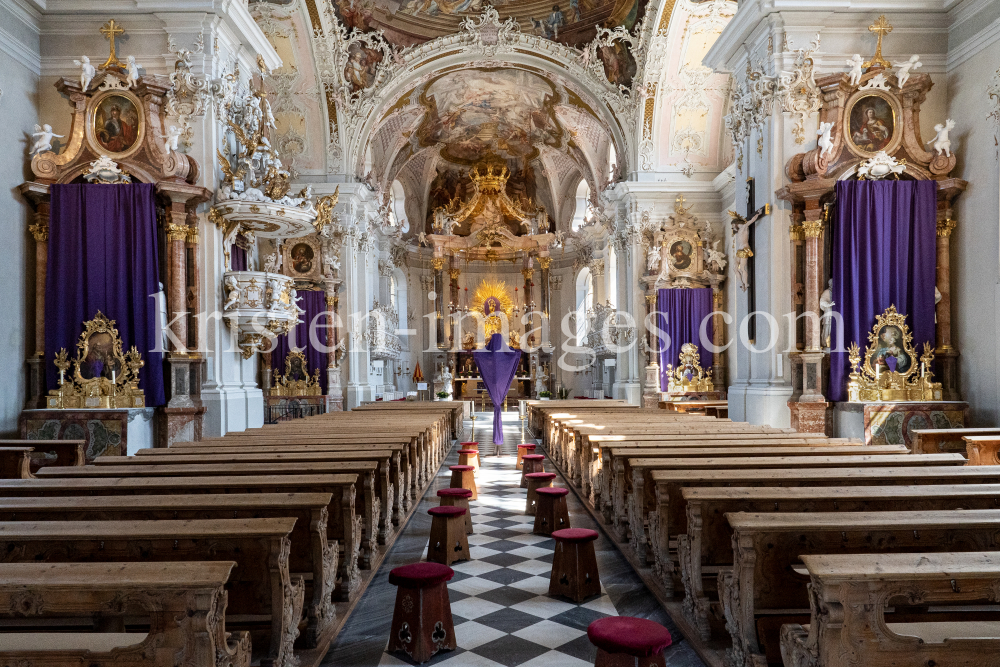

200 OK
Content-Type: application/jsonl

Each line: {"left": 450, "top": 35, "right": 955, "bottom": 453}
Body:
{"left": 417, "top": 231, "right": 427, "bottom": 247}
{"left": 817, "top": 121, "right": 835, "bottom": 157}
{"left": 706, "top": 239, "right": 727, "bottom": 273}
{"left": 125, "top": 55, "right": 142, "bottom": 88}
{"left": 160, "top": 125, "right": 182, "bottom": 155}
{"left": 895, "top": 54, "right": 922, "bottom": 88}
{"left": 847, "top": 54, "right": 863, "bottom": 86}
{"left": 289, "top": 287, "right": 306, "bottom": 315}
{"left": 223, "top": 274, "right": 241, "bottom": 310}
{"left": 646, "top": 245, "right": 661, "bottom": 274}
{"left": 73, "top": 56, "right": 96, "bottom": 91}
{"left": 30, "top": 124, "right": 63, "bottom": 155}
{"left": 266, "top": 277, "right": 281, "bottom": 309}
{"left": 927, "top": 119, "right": 956, "bottom": 157}
{"left": 263, "top": 253, "right": 279, "bottom": 273}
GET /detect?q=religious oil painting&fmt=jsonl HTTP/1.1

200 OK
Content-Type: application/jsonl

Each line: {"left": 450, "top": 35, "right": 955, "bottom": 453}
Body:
{"left": 848, "top": 93, "right": 895, "bottom": 155}
{"left": 597, "top": 39, "right": 637, "bottom": 89}
{"left": 290, "top": 242, "right": 315, "bottom": 275}
{"left": 81, "top": 332, "right": 120, "bottom": 381}
{"left": 344, "top": 42, "right": 383, "bottom": 93}
{"left": 92, "top": 93, "right": 141, "bottom": 155}
{"left": 416, "top": 69, "right": 562, "bottom": 164}
{"left": 869, "top": 324, "right": 913, "bottom": 374}
{"left": 669, "top": 239, "right": 693, "bottom": 271}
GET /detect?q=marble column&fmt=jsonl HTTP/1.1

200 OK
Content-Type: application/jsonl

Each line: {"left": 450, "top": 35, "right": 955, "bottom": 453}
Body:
{"left": 19, "top": 183, "right": 51, "bottom": 407}
{"left": 325, "top": 285, "right": 344, "bottom": 411}
{"left": 712, "top": 287, "right": 726, "bottom": 393}
{"left": 935, "top": 216, "right": 958, "bottom": 399}
{"left": 432, "top": 258, "right": 446, "bottom": 349}
{"left": 448, "top": 265, "right": 460, "bottom": 349}
{"left": 641, "top": 292, "right": 660, "bottom": 408}
{"left": 521, "top": 267, "right": 534, "bottom": 344}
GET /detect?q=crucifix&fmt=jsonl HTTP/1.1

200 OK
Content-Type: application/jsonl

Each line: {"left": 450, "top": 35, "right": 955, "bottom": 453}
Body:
{"left": 728, "top": 177, "right": 771, "bottom": 342}
{"left": 99, "top": 19, "right": 126, "bottom": 71}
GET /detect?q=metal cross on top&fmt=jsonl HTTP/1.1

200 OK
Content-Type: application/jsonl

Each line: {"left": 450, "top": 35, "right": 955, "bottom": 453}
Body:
{"left": 99, "top": 19, "right": 126, "bottom": 71}
{"left": 863, "top": 15, "right": 893, "bottom": 70}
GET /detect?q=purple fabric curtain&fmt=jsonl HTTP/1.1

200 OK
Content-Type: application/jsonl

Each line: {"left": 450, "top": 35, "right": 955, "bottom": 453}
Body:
{"left": 270, "top": 291, "right": 331, "bottom": 394}
{"left": 473, "top": 333, "right": 522, "bottom": 445}
{"left": 829, "top": 180, "right": 937, "bottom": 401}
{"left": 656, "top": 288, "right": 714, "bottom": 391}
{"left": 46, "top": 183, "right": 165, "bottom": 405}
{"left": 230, "top": 244, "right": 248, "bottom": 271}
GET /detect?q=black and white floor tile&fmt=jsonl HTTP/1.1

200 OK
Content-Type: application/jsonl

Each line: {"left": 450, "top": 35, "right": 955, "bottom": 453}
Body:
{"left": 323, "top": 414, "right": 705, "bottom": 667}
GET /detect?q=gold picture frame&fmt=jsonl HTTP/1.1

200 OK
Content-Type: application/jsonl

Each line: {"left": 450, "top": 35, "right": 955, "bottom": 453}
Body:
{"left": 87, "top": 89, "right": 145, "bottom": 159}
{"left": 844, "top": 89, "right": 902, "bottom": 158}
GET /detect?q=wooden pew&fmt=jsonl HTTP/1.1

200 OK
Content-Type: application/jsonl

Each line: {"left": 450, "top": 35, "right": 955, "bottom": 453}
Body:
{"left": 659, "top": 400, "right": 729, "bottom": 413}
{"left": 912, "top": 427, "right": 1000, "bottom": 454}
{"left": 720, "top": 510, "right": 1000, "bottom": 667}
{"left": 0, "top": 493, "right": 337, "bottom": 646}
{"left": 0, "top": 519, "right": 302, "bottom": 667}
{"left": 780, "top": 552, "right": 1000, "bottom": 667}
{"left": 965, "top": 435, "right": 1000, "bottom": 465}
{"left": 622, "top": 453, "right": 962, "bottom": 562}
{"left": 647, "top": 464, "right": 1000, "bottom": 598}
{"left": 94, "top": 450, "right": 400, "bottom": 545}
{"left": 678, "top": 483, "right": 1000, "bottom": 640}
{"left": 35, "top": 460, "right": 383, "bottom": 568}
{"left": 0, "top": 561, "right": 251, "bottom": 667}
{"left": 0, "top": 439, "right": 85, "bottom": 470}
{"left": 0, "top": 447, "right": 32, "bottom": 479}
{"left": 0, "top": 474, "right": 363, "bottom": 601}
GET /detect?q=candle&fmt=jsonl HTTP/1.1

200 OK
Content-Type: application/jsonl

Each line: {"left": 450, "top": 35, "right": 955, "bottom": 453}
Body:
{"left": 876, "top": 365, "right": 880, "bottom": 382}
{"left": 59, "top": 369, "right": 64, "bottom": 386}
{"left": 921, "top": 362, "right": 926, "bottom": 378}
{"left": 111, "top": 370, "right": 116, "bottom": 385}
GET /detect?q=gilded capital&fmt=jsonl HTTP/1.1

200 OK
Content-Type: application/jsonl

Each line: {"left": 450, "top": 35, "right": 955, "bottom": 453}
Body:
{"left": 801, "top": 221, "right": 824, "bottom": 238}
{"left": 325, "top": 295, "right": 336, "bottom": 308}
{"left": 186, "top": 228, "right": 200, "bottom": 244}
{"left": 208, "top": 207, "right": 224, "bottom": 228}
{"left": 936, "top": 218, "right": 956, "bottom": 237}
{"left": 521, "top": 268, "right": 534, "bottom": 280}
{"left": 431, "top": 257, "right": 445, "bottom": 272}
{"left": 28, "top": 221, "right": 49, "bottom": 243}
{"left": 448, "top": 268, "right": 461, "bottom": 280}
{"left": 165, "top": 223, "right": 189, "bottom": 242}
{"left": 537, "top": 256, "right": 552, "bottom": 270}
{"left": 788, "top": 224, "right": 804, "bottom": 241}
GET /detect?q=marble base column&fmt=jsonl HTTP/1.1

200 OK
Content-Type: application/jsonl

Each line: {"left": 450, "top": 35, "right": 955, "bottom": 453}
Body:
{"left": 20, "top": 183, "right": 51, "bottom": 408}
{"left": 641, "top": 293, "right": 660, "bottom": 409}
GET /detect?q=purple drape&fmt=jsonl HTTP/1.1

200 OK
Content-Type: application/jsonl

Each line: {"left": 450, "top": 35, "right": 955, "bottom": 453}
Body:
{"left": 473, "top": 333, "right": 522, "bottom": 445}
{"left": 829, "top": 180, "right": 937, "bottom": 401}
{"left": 271, "top": 290, "right": 331, "bottom": 394}
{"left": 656, "top": 288, "right": 714, "bottom": 391}
{"left": 46, "top": 183, "right": 165, "bottom": 405}
{"left": 230, "top": 244, "right": 248, "bottom": 271}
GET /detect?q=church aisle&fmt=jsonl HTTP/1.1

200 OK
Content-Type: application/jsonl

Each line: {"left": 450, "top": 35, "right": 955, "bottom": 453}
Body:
{"left": 322, "top": 413, "right": 705, "bottom": 667}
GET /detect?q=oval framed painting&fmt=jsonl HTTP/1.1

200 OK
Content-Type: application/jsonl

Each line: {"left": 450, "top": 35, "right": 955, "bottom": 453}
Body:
{"left": 844, "top": 89, "right": 902, "bottom": 158}
{"left": 87, "top": 90, "right": 145, "bottom": 158}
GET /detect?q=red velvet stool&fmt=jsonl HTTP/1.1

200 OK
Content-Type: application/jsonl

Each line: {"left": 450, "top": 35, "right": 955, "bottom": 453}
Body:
{"left": 549, "top": 528, "right": 601, "bottom": 602}
{"left": 458, "top": 448, "right": 480, "bottom": 470}
{"left": 387, "top": 562, "right": 457, "bottom": 663}
{"left": 524, "top": 471, "right": 556, "bottom": 515}
{"left": 427, "top": 506, "right": 470, "bottom": 566}
{"left": 516, "top": 443, "right": 537, "bottom": 469}
{"left": 520, "top": 454, "right": 545, "bottom": 488}
{"left": 533, "top": 487, "right": 570, "bottom": 535}
{"left": 437, "top": 488, "right": 474, "bottom": 534}
{"left": 460, "top": 441, "right": 479, "bottom": 453}
{"left": 449, "top": 464, "right": 477, "bottom": 500}
{"left": 587, "top": 616, "right": 673, "bottom": 667}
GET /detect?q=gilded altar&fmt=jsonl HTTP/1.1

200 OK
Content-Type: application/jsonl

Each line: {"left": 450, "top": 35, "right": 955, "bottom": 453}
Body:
{"left": 664, "top": 343, "right": 717, "bottom": 397}
{"left": 268, "top": 351, "right": 322, "bottom": 397}
{"left": 846, "top": 305, "right": 942, "bottom": 402}
{"left": 45, "top": 312, "right": 146, "bottom": 410}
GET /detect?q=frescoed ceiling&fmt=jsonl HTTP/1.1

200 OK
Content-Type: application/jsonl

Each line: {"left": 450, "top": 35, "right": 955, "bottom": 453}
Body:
{"left": 328, "top": 0, "right": 645, "bottom": 48}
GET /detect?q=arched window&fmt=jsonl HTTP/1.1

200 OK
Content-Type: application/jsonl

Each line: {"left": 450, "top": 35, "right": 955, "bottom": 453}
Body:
{"left": 571, "top": 179, "right": 591, "bottom": 231}
{"left": 575, "top": 267, "right": 594, "bottom": 344}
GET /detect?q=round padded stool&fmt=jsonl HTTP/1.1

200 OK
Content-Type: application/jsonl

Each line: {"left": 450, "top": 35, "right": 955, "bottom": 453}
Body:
{"left": 519, "top": 454, "right": 545, "bottom": 488}
{"left": 516, "top": 443, "right": 537, "bottom": 469}
{"left": 427, "top": 506, "right": 470, "bottom": 566}
{"left": 460, "top": 441, "right": 479, "bottom": 453}
{"left": 387, "top": 562, "right": 457, "bottom": 663}
{"left": 587, "top": 616, "right": 673, "bottom": 667}
{"left": 533, "top": 487, "right": 570, "bottom": 535}
{"left": 549, "top": 528, "right": 601, "bottom": 602}
{"left": 524, "top": 471, "right": 556, "bottom": 515}
{"left": 457, "top": 448, "right": 480, "bottom": 471}
{"left": 437, "top": 488, "right": 474, "bottom": 534}
{"left": 449, "top": 465, "right": 477, "bottom": 500}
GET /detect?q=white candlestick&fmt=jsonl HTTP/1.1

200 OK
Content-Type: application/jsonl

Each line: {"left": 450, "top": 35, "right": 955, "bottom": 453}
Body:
{"left": 111, "top": 370, "right": 116, "bottom": 385}
{"left": 59, "top": 369, "right": 64, "bottom": 386}
{"left": 921, "top": 362, "right": 926, "bottom": 378}
{"left": 876, "top": 365, "right": 880, "bottom": 382}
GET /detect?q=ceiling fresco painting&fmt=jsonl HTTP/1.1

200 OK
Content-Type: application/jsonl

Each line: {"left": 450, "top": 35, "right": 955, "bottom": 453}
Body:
{"left": 327, "top": 0, "right": 645, "bottom": 47}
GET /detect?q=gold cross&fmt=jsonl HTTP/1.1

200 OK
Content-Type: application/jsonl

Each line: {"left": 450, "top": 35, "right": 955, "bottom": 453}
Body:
{"left": 863, "top": 15, "right": 893, "bottom": 70}
{"left": 99, "top": 19, "right": 126, "bottom": 70}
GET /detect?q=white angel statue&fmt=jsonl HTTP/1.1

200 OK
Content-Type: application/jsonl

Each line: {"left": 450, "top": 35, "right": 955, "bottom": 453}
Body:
{"left": 289, "top": 287, "right": 306, "bottom": 315}
{"left": 73, "top": 56, "right": 96, "bottom": 91}
{"left": 895, "top": 54, "right": 922, "bottom": 88}
{"left": 645, "top": 245, "right": 661, "bottom": 274}
{"left": 125, "top": 55, "right": 142, "bottom": 88}
{"left": 817, "top": 121, "right": 835, "bottom": 157}
{"left": 927, "top": 119, "right": 956, "bottom": 157}
{"left": 266, "top": 277, "right": 282, "bottom": 309}
{"left": 706, "top": 239, "right": 727, "bottom": 273}
{"left": 30, "top": 124, "right": 63, "bottom": 155}
{"left": 223, "top": 274, "right": 241, "bottom": 311}
{"left": 819, "top": 279, "right": 835, "bottom": 348}
{"left": 160, "top": 125, "right": 183, "bottom": 155}
{"left": 847, "top": 54, "right": 863, "bottom": 86}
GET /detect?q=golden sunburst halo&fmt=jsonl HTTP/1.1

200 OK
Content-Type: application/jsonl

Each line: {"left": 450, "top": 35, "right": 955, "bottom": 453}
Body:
{"left": 469, "top": 278, "right": 515, "bottom": 338}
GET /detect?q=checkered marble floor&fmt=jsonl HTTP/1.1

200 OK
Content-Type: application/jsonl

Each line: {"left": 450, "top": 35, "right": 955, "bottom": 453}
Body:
{"left": 324, "top": 414, "right": 705, "bottom": 667}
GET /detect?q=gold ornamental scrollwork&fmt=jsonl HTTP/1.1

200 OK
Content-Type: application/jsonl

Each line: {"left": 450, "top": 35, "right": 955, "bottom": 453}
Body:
{"left": 936, "top": 218, "right": 956, "bottom": 238}
{"left": 802, "top": 221, "right": 824, "bottom": 238}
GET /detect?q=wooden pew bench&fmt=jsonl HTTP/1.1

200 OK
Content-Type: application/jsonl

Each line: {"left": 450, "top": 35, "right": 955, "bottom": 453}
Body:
{"left": 36, "top": 460, "right": 383, "bottom": 568}
{"left": 965, "top": 435, "right": 1000, "bottom": 465}
{"left": 647, "top": 465, "right": 1000, "bottom": 599}
{"left": 678, "top": 483, "right": 1000, "bottom": 641}
{"left": 96, "top": 450, "right": 402, "bottom": 543}
{"left": 912, "top": 427, "right": 1000, "bottom": 454}
{"left": 0, "top": 474, "right": 363, "bottom": 601}
{"left": 0, "top": 492, "right": 337, "bottom": 646}
{"left": 721, "top": 510, "right": 1000, "bottom": 667}
{"left": 0, "top": 519, "right": 302, "bottom": 667}
{"left": 0, "top": 561, "right": 250, "bottom": 667}
{"left": 622, "top": 453, "right": 963, "bottom": 562}
{"left": 780, "top": 552, "right": 1000, "bottom": 667}
{"left": 0, "top": 439, "right": 85, "bottom": 471}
